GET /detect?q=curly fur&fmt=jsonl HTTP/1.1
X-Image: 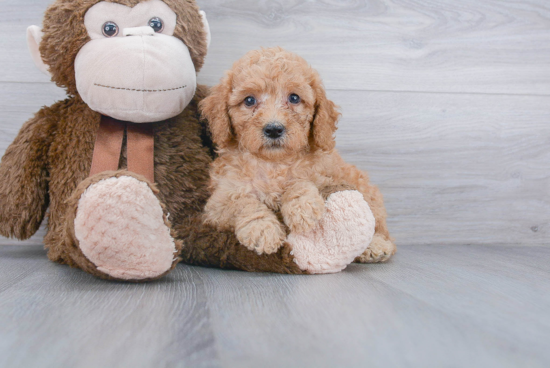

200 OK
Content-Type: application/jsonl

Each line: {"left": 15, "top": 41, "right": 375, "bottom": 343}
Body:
{"left": 200, "top": 47, "right": 396, "bottom": 261}
{"left": 0, "top": 2, "right": 389, "bottom": 279}
{"left": 0, "top": 0, "right": 310, "bottom": 279}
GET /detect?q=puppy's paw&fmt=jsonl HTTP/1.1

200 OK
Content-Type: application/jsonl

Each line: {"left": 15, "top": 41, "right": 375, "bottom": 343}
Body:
{"left": 236, "top": 217, "right": 286, "bottom": 255}
{"left": 355, "top": 234, "right": 396, "bottom": 263}
{"left": 282, "top": 193, "right": 325, "bottom": 234}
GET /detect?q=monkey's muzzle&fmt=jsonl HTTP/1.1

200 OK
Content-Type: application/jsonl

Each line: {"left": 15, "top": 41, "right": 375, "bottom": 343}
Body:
{"left": 75, "top": 33, "right": 196, "bottom": 123}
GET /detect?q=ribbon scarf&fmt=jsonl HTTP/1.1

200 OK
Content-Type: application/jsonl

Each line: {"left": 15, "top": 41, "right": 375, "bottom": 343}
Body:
{"left": 89, "top": 115, "right": 155, "bottom": 183}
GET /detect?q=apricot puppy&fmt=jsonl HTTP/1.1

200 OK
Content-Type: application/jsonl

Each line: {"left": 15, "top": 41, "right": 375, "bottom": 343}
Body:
{"left": 200, "top": 47, "right": 396, "bottom": 262}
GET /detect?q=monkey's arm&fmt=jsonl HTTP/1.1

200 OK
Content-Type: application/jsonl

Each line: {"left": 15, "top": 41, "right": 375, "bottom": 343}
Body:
{"left": 0, "top": 108, "right": 55, "bottom": 240}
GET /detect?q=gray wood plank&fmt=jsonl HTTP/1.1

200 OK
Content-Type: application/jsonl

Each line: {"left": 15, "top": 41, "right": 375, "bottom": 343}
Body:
{"left": 197, "top": 0, "right": 550, "bottom": 95}
{"left": 201, "top": 246, "right": 550, "bottom": 368}
{"left": 1, "top": 83, "right": 548, "bottom": 247}
{"left": 2, "top": 0, "right": 550, "bottom": 95}
{"left": 0, "top": 244, "right": 549, "bottom": 368}
{"left": 0, "top": 2, "right": 50, "bottom": 85}
{"left": 0, "top": 1, "right": 549, "bottom": 367}
{"left": 0, "top": 248, "right": 221, "bottom": 368}
{"left": 334, "top": 90, "right": 550, "bottom": 246}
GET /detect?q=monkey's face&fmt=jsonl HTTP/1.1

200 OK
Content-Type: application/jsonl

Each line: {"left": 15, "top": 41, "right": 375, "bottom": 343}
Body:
{"left": 74, "top": 0, "right": 199, "bottom": 123}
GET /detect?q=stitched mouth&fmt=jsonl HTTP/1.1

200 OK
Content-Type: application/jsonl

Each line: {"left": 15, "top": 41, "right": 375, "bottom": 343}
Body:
{"left": 94, "top": 83, "right": 187, "bottom": 92}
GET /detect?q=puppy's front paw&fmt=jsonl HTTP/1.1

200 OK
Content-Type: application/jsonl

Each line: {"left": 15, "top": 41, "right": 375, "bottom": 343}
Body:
{"left": 282, "top": 193, "right": 325, "bottom": 234}
{"left": 236, "top": 218, "right": 286, "bottom": 255}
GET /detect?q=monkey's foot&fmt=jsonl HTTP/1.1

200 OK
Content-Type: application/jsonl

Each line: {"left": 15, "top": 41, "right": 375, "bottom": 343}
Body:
{"left": 73, "top": 175, "right": 178, "bottom": 280}
{"left": 287, "top": 190, "right": 375, "bottom": 274}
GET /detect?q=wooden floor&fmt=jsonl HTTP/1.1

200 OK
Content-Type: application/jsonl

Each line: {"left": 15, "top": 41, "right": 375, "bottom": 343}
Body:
{"left": 1, "top": 0, "right": 550, "bottom": 367}
{"left": 0, "top": 244, "right": 549, "bottom": 368}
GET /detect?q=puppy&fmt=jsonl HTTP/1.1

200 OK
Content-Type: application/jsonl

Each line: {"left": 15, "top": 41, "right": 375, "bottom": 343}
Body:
{"left": 200, "top": 47, "right": 396, "bottom": 263}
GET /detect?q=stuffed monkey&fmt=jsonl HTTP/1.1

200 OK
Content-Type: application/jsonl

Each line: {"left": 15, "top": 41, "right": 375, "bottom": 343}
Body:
{"left": 0, "top": 0, "right": 387, "bottom": 282}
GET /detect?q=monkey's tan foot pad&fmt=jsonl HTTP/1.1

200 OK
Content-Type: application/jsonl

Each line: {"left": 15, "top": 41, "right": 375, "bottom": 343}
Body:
{"left": 287, "top": 190, "right": 375, "bottom": 274}
{"left": 74, "top": 176, "right": 177, "bottom": 280}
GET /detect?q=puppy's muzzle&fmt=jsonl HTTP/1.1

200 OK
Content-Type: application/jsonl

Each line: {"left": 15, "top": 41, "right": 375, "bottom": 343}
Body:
{"left": 263, "top": 123, "right": 285, "bottom": 139}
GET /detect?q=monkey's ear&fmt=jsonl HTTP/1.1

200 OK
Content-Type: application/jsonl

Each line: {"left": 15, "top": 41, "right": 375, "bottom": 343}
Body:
{"left": 26, "top": 26, "right": 51, "bottom": 77}
{"left": 199, "top": 11, "right": 211, "bottom": 49}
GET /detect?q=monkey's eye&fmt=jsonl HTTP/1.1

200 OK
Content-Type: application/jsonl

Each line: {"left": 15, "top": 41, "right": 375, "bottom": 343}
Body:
{"left": 102, "top": 21, "right": 119, "bottom": 37}
{"left": 289, "top": 94, "right": 301, "bottom": 104}
{"left": 149, "top": 17, "right": 164, "bottom": 33}
{"left": 244, "top": 96, "right": 257, "bottom": 107}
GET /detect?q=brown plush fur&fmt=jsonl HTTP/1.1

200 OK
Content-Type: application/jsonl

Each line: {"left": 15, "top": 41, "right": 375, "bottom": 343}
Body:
{"left": 0, "top": 86, "right": 213, "bottom": 276}
{"left": 0, "top": 0, "right": 213, "bottom": 280}
{"left": 0, "top": 81, "right": 310, "bottom": 278}
{"left": 40, "top": 0, "right": 208, "bottom": 96}
{"left": 200, "top": 48, "right": 396, "bottom": 262}
{"left": 0, "top": 1, "right": 381, "bottom": 279}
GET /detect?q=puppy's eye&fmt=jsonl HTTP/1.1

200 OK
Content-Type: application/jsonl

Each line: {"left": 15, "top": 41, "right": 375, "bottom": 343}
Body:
{"left": 149, "top": 17, "right": 164, "bottom": 33}
{"left": 289, "top": 94, "right": 301, "bottom": 104}
{"left": 102, "top": 22, "right": 119, "bottom": 37}
{"left": 244, "top": 96, "right": 257, "bottom": 107}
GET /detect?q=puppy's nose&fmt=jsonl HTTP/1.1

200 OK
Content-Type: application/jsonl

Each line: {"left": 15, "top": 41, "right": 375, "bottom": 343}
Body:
{"left": 263, "top": 123, "right": 285, "bottom": 139}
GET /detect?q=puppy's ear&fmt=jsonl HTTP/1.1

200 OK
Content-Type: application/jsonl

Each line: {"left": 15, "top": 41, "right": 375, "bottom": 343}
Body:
{"left": 310, "top": 77, "right": 340, "bottom": 151}
{"left": 200, "top": 73, "right": 234, "bottom": 150}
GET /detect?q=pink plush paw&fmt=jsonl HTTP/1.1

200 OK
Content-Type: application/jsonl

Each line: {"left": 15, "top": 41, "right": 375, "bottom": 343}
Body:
{"left": 74, "top": 176, "right": 176, "bottom": 280}
{"left": 287, "top": 190, "right": 375, "bottom": 274}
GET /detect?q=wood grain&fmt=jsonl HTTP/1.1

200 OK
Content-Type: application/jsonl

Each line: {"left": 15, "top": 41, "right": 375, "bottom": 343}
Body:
{"left": 0, "top": 0, "right": 548, "bottom": 248}
{"left": 1, "top": 83, "right": 548, "bottom": 246}
{"left": 0, "top": 244, "right": 549, "bottom": 367}
{"left": 1, "top": 1, "right": 549, "bottom": 366}
{"left": 2, "top": 0, "right": 550, "bottom": 95}
{"left": 334, "top": 90, "right": 550, "bottom": 246}
{"left": 197, "top": 0, "right": 550, "bottom": 95}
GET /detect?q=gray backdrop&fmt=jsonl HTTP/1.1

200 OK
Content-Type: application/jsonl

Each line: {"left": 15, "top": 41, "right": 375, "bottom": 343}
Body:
{"left": 1, "top": 0, "right": 549, "bottom": 247}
